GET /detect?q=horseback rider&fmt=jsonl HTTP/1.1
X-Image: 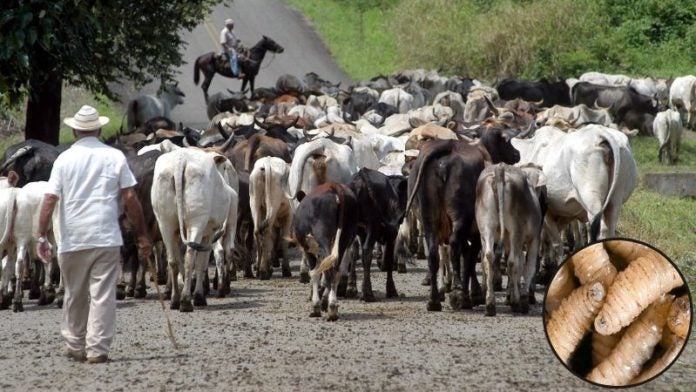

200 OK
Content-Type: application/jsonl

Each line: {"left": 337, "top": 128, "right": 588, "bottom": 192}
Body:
{"left": 220, "top": 18, "right": 245, "bottom": 79}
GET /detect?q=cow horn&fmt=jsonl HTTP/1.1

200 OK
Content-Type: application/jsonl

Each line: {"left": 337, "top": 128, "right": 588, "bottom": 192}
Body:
{"left": 343, "top": 135, "right": 352, "bottom": 146}
{"left": 593, "top": 99, "right": 611, "bottom": 111}
{"left": 530, "top": 98, "right": 544, "bottom": 106}
{"left": 343, "top": 111, "right": 356, "bottom": 126}
{"left": 484, "top": 95, "right": 500, "bottom": 117}
{"left": 254, "top": 117, "right": 271, "bottom": 130}
{"left": 285, "top": 115, "right": 300, "bottom": 129}
{"left": 217, "top": 122, "right": 230, "bottom": 140}
{"left": 516, "top": 120, "right": 536, "bottom": 139}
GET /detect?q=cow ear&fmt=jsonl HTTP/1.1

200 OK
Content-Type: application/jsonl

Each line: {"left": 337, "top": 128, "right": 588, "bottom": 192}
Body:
{"left": 7, "top": 171, "right": 18, "bottom": 187}
{"left": 213, "top": 154, "right": 228, "bottom": 165}
{"left": 446, "top": 121, "right": 456, "bottom": 130}
{"left": 296, "top": 190, "right": 306, "bottom": 202}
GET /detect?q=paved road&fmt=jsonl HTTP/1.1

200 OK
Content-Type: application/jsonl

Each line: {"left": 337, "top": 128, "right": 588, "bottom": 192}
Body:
{"left": 118, "top": 0, "right": 350, "bottom": 128}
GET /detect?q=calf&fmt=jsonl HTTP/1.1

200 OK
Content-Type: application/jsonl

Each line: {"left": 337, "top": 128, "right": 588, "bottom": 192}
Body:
{"left": 347, "top": 169, "right": 407, "bottom": 301}
{"left": 151, "top": 148, "right": 238, "bottom": 312}
{"left": 293, "top": 183, "right": 358, "bottom": 321}
{"left": 475, "top": 164, "right": 546, "bottom": 316}
{"left": 249, "top": 157, "right": 292, "bottom": 279}
{"left": 404, "top": 130, "right": 520, "bottom": 312}
{"left": 653, "top": 109, "right": 683, "bottom": 164}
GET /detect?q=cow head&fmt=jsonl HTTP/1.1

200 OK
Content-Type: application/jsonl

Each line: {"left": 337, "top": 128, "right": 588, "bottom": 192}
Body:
{"left": 479, "top": 126, "right": 520, "bottom": 164}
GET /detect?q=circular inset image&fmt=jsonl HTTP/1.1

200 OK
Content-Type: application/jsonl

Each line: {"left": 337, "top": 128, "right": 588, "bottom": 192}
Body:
{"left": 543, "top": 238, "right": 692, "bottom": 387}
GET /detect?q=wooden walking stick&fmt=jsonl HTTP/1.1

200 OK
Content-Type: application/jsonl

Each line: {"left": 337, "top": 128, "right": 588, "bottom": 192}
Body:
{"left": 142, "top": 253, "right": 178, "bottom": 350}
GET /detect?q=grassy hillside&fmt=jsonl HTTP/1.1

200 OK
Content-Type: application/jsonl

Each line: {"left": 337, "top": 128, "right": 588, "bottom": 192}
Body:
{"left": 286, "top": 0, "right": 696, "bottom": 81}
{"left": 286, "top": 0, "right": 696, "bottom": 284}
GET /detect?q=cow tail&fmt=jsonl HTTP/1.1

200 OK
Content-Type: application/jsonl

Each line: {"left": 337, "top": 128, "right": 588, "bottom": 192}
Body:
{"left": 244, "top": 135, "right": 261, "bottom": 171}
{"left": 310, "top": 185, "right": 346, "bottom": 279}
{"left": 658, "top": 118, "right": 672, "bottom": 163}
{"left": 495, "top": 164, "right": 505, "bottom": 245}
{"left": 404, "top": 142, "right": 454, "bottom": 218}
{"left": 286, "top": 145, "right": 322, "bottom": 199}
{"left": 194, "top": 56, "right": 201, "bottom": 85}
{"left": 589, "top": 134, "right": 621, "bottom": 242}
{"left": 0, "top": 189, "right": 17, "bottom": 246}
{"left": 127, "top": 100, "right": 138, "bottom": 133}
{"left": 259, "top": 159, "right": 274, "bottom": 233}
{"left": 174, "top": 155, "right": 189, "bottom": 245}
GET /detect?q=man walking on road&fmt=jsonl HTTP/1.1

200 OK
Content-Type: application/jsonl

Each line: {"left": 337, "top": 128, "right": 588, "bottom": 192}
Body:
{"left": 36, "top": 105, "right": 152, "bottom": 364}
{"left": 220, "top": 18, "right": 244, "bottom": 78}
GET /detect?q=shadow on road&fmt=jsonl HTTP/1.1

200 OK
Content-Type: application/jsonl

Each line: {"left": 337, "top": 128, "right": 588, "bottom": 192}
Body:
{"left": 204, "top": 300, "right": 263, "bottom": 311}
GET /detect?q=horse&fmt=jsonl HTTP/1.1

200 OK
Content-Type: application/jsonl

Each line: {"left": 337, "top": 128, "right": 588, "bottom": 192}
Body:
{"left": 194, "top": 35, "right": 284, "bottom": 100}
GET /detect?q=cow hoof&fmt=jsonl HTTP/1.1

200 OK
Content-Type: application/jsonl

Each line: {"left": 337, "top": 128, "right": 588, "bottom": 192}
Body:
{"left": 125, "top": 286, "right": 135, "bottom": 298}
{"left": 361, "top": 292, "right": 377, "bottom": 303}
{"left": 416, "top": 250, "right": 426, "bottom": 259}
{"left": 258, "top": 270, "right": 271, "bottom": 280}
{"left": 299, "top": 272, "right": 310, "bottom": 284}
{"left": 179, "top": 299, "right": 193, "bottom": 313}
{"left": 193, "top": 293, "right": 207, "bottom": 307}
{"left": 134, "top": 286, "right": 147, "bottom": 299}
{"left": 164, "top": 290, "right": 172, "bottom": 301}
{"left": 0, "top": 295, "right": 9, "bottom": 310}
{"left": 510, "top": 302, "right": 521, "bottom": 313}
{"left": 282, "top": 267, "right": 291, "bottom": 278}
{"left": 345, "top": 286, "right": 358, "bottom": 299}
{"left": 28, "top": 287, "right": 41, "bottom": 300}
{"left": 520, "top": 296, "right": 530, "bottom": 314}
{"left": 38, "top": 290, "right": 48, "bottom": 306}
{"left": 56, "top": 296, "right": 64, "bottom": 309}
{"left": 471, "top": 291, "right": 484, "bottom": 307}
{"left": 386, "top": 286, "right": 398, "bottom": 299}
{"left": 421, "top": 275, "right": 431, "bottom": 286}
{"left": 426, "top": 301, "right": 442, "bottom": 311}
{"left": 397, "top": 263, "right": 407, "bottom": 274}
{"left": 170, "top": 299, "right": 180, "bottom": 310}
{"left": 321, "top": 297, "right": 328, "bottom": 312}
{"left": 309, "top": 308, "right": 322, "bottom": 318}
{"left": 216, "top": 289, "right": 225, "bottom": 298}
{"left": 443, "top": 281, "right": 452, "bottom": 293}
{"left": 12, "top": 301, "right": 23, "bottom": 312}
{"left": 116, "top": 286, "right": 126, "bottom": 301}
{"left": 485, "top": 304, "right": 496, "bottom": 317}
{"left": 449, "top": 290, "right": 464, "bottom": 310}
{"left": 493, "top": 279, "right": 503, "bottom": 292}
{"left": 326, "top": 305, "right": 339, "bottom": 321}
{"left": 462, "top": 293, "right": 473, "bottom": 310}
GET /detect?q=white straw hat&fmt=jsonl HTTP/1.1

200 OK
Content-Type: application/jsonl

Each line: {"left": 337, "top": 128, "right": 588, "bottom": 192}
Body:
{"left": 225, "top": 18, "right": 234, "bottom": 25}
{"left": 63, "top": 105, "right": 109, "bottom": 131}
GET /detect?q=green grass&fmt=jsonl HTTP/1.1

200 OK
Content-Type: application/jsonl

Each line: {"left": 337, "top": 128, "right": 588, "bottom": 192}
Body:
{"left": 283, "top": 0, "right": 399, "bottom": 79}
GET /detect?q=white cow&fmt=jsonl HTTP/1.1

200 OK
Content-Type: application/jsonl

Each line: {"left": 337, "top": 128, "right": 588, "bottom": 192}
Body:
{"left": 288, "top": 138, "right": 358, "bottom": 201}
{"left": 476, "top": 164, "right": 546, "bottom": 316}
{"left": 379, "top": 87, "right": 415, "bottom": 114}
{"left": 0, "top": 182, "right": 58, "bottom": 312}
{"left": 669, "top": 75, "right": 696, "bottom": 129}
{"left": 512, "top": 125, "right": 637, "bottom": 245}
{"left": 249, "top": 157, "right": 293, "bottom": 280}
{"left": 579, "top": 72, "right": 633, "bottom": 86}
{"left": 432, "top": 91, "right": 466, "bottom": 121}
{"left": 127, "top": 83, "right": 185, "bottom": 132}
{"left": 653, "top": 109, "right": 683, "bottom": 164}
{"left": 152, "top": 148, "right": 238, "bottom": 312}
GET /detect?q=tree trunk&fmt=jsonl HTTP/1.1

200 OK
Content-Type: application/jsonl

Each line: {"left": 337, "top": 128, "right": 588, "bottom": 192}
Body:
{"left": 25, "top": 72, "right": 62, "bottom": 146}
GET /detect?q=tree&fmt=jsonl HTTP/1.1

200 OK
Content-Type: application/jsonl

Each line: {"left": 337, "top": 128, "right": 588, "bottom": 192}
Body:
{"left": 0, "top": 0, "right": 223, "bottom": 145}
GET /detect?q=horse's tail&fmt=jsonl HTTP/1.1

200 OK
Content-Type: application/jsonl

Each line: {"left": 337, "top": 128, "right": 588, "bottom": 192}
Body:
{"left": 194, "top": 55, "right": 202, "bottom": 85}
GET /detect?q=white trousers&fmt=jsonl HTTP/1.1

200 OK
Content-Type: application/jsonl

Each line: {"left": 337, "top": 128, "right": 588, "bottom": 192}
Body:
{"left": 58, "top": 246, "right": 120, "bottom": 358}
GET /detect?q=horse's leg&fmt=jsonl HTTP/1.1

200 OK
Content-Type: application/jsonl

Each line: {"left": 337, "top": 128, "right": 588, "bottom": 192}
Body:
{"left": 240, "top": 79, "right": 248, "bottom": 97}
{"left": 202, "top": 71, "right": 214, "bottom": 99}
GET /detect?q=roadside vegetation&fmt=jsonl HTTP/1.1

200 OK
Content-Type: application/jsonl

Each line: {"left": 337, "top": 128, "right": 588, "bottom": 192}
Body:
{"left": 285, "top": 0, "right": 696, "bottom": 278}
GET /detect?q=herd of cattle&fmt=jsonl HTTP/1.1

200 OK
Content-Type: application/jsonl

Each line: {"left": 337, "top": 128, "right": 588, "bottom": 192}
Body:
{"left": 0, "top": 69, "right": 692, "bottom": 320}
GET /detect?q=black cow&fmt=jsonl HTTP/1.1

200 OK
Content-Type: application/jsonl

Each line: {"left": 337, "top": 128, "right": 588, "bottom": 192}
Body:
{"left": 496, "top": 78, "right": 571, "bottom": 108}
{"left": 343, "top": 91, "right": 378, "bottom": 120}
{"left": 293, "top": 182, "right": 358, "bottom": 321}
{"left": 571, "top": 82, "right": 658, "bottom": 126}
{"left": 346, "top": 169, "right": 408, "bottom": 301}
{"left": 206, "top": 90, "right": 249, "bottom": 119}
{"left": 446, "top": 77, "right": 476, "bottom": 99}
{"left": 119, "top": 150, "right": 163, "bottom": 299}
{"left": 0, "top": 139, "right": 61, "bottom": 187}
{"left": 404, "top": 128, "right": 520, "bottom": 312}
